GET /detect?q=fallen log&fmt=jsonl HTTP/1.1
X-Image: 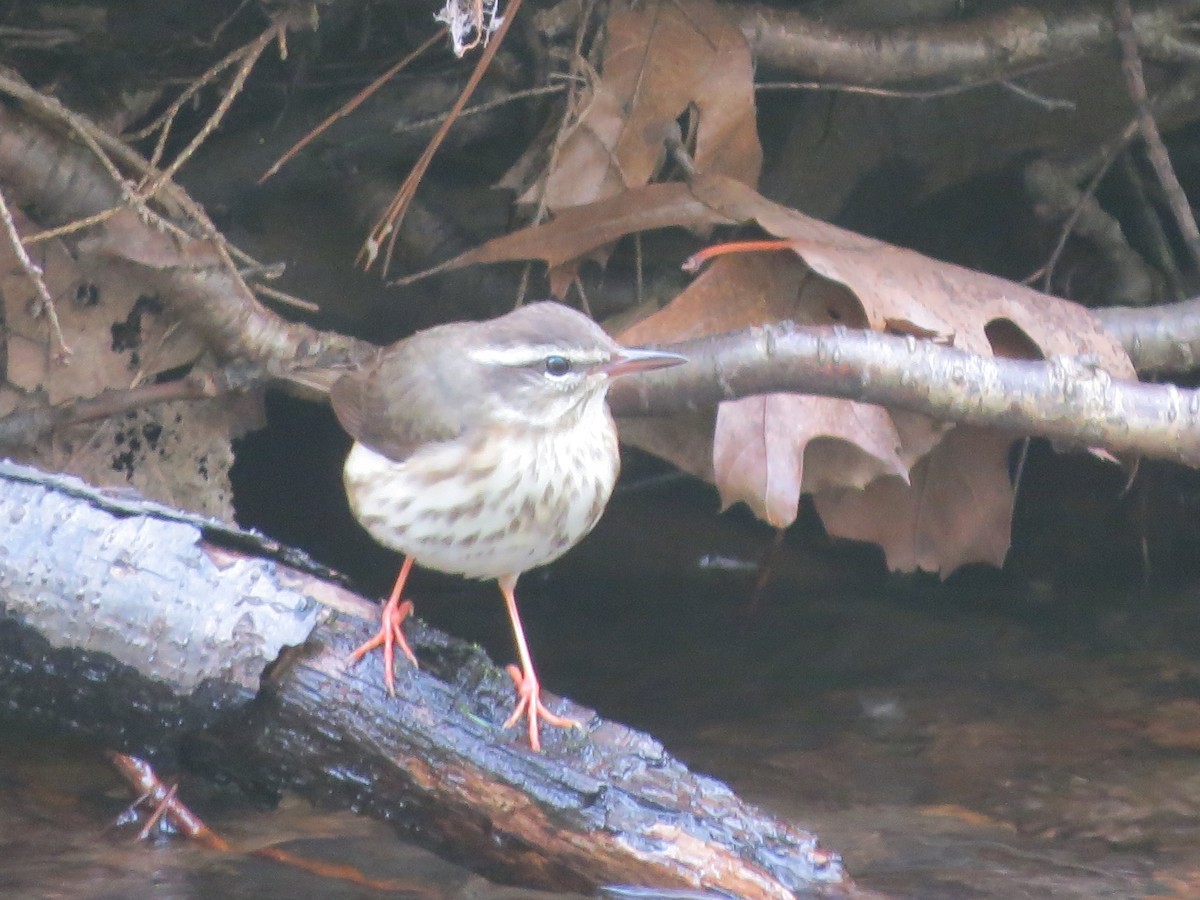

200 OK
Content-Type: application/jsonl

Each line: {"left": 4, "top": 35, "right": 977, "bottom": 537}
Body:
{"left": 0, "top": 460, "right": 849, "bottom": 898}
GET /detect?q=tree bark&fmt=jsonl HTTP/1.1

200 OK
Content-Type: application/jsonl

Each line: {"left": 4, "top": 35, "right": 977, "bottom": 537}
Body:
{"left": 0, "top": 461, "right": 848, "bottom": 899}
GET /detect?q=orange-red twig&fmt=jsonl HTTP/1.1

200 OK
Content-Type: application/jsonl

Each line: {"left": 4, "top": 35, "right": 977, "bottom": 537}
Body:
{"left": 107, "top": 753, "right": 229, "bottom": 851}
{"left": 106, "top": 752, "right": 435, "bottom": 896}
{"left": 682, "top": 239, "right": 794, "bottom": 273}
{"left": 252, "top": 844, "right": 435, "bottom": 894}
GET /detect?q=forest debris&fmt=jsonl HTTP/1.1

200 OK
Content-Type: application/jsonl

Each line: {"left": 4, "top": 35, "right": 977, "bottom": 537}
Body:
{"left": 614, "top": 179, "right": 1133, "bottom": 564}
{"left": 0, "top": 203, "right": 246, "bottom": 517}
{"left": 508, "top": 0, "right": 758, "bottom": 293}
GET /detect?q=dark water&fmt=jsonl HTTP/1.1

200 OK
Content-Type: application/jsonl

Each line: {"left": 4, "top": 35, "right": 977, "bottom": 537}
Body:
{"left": 5, "top": 487, "right": 1200, "bottom": 898}
{"left": 0, "top": 730, "right": 581, "bottom": 899}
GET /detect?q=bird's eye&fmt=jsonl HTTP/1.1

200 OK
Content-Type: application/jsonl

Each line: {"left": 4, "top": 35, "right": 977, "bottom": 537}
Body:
{"left": 544, "top": 355, "right": 572, "bottom": 377}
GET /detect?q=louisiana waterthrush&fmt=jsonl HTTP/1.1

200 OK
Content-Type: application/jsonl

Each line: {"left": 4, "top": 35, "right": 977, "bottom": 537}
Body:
{"left": 331, "top": 301, "right": 685, "bottom": 750}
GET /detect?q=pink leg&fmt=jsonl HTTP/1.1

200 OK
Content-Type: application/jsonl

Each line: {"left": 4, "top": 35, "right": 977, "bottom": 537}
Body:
{"left": 497, "top": 575, "right": 581, "bottom": 751}
{"left": 347, "top": 556, "right": 418, "bottom": 695}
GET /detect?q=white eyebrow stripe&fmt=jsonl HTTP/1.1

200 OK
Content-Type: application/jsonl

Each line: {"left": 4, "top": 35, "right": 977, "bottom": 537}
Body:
{"left": 467, "top": 345, "right": 610, "bottom": 366}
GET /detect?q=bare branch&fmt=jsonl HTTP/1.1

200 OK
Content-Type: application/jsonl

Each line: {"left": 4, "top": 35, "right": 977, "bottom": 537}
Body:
{"left": 1114, "top": 0, "right": 1200, "bottom": 268}
{"left": 737, "top": 0, "right": 1200, "bottom": 85}
{"left": 1096, "top": 297, "right": 1200, "bottom": 372}
{"left": 0, "top": 186, "right": 70, "bottom": 359}
{"left": 0, "top": 367, "right": 263, "bottom": 450}
{"left": 609, "top": 323, "right": 1200, "bottom": 465}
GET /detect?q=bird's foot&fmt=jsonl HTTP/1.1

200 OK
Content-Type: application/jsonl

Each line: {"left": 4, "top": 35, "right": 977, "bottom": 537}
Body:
{"left": 347, "top": 597, "right": 417, "bottom": 696}
{"left": 503, "top": 664, "right": 582, "bottom": 751}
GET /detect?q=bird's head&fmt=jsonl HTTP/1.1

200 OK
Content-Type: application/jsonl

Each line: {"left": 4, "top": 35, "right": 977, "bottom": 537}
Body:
{"left": 466, "top": 302, "right": 685, "bottom": 429}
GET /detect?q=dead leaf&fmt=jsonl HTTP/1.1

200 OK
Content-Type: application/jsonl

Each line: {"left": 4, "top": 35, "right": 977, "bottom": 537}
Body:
{"left": 54, "top": 398, "right": 247, "bottom": 521}
{"left": 0, "top": 210, "right": 247, "bottom": 519}
{"left": 684, "top": 174, "right": 1134, "bottom": 376}
{"left": 616, "top": 177, "right": 1129, "bottom": 571}
{"left": 619, "top": 251, "right": 909, "bottom": 529}
{"left": 444, "top": 181, "right": 734, "bottom": 279}
{"left": 533, "top": 0, "right": 760, "bottom": 212}
{"left": 1, "top": 237, "right": 204, "bottom": 408}
{"left": 814, "top": 427, "right": 1016, "bottom": 575}
{"left": 714, "top": 396, "right": 906, "bottom": 527}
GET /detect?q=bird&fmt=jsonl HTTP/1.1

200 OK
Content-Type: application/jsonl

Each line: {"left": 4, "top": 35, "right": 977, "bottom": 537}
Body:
{"left": 329, "top": 301, "right": 685, "bottom": 750}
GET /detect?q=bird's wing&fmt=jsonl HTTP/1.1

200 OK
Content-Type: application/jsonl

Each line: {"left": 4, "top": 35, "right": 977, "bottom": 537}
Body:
{"left": 329, "top": 330, "right": 477, "bottom": 463}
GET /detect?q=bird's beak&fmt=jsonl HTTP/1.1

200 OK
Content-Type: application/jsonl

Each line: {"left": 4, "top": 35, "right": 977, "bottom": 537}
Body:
{"left": 602, "top": 347, "right": 687, "bottom": 379}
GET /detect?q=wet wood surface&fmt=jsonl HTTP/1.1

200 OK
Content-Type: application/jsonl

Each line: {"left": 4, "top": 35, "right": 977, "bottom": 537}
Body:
{"left": 0, "top": 461, "right": 848, "bottom": 898}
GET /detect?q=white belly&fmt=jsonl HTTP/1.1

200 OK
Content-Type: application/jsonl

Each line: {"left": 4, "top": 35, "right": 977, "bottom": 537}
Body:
{"left": 343, "top": 410, "right": 620, "bottom": 580}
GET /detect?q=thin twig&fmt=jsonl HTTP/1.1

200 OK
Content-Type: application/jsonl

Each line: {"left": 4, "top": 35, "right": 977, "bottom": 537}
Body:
{"left": 391, "top": 82, "right": 566, "bottom": 135}
{"left": 572, "top": 273, "right": 592, "bottom": 317}
{"left": 1121, "top": 151, "right": 1183, "bottom": 297}
{"left": 21, "top": 205, "right": 127, "bottom": 245}
{"left": 252, "top": 282, "right": 321, "bottom": 313}
{"left": 138, "top": 20, "right": 284, "bottom": 201}
{"left": 0, "top": 26, "right": 80, "bottom": 48}
{"left": 203, "top": 0, "right": 254, "bottom": 47}
{"left": 360, "top": 0, "right": 524, "bottom": 274}
{"left": 135, "top": 783, "right": 179, "bottom": 841}
{"left": 515, "top": 258, "right": 533, "bottom": 305}
{"left": 755, "top": 79, "right": 976, "bottom": 99}
{"left": 1033, "top": 69, "right": 1200, "bottom": 293}
{"left": 664, "top": 124, "right": 697, "bottom": 176}
{"left": 754, "top": 61, "right": 1062, "bottom": 102}
{"left": 0, "top": 371, "right": 237, "bottom": 449}
{"left": 998, "top": 79, "right": 1076, "bottom": 112}
{"left": 534, "top": 0, "right": 598, "bottom": 228}
{"left": 259, "top": 30, "right": 442, "bottom": 183}
{"left": 1039, "top": 126, "right": 1132, "bottom": 292}
{"left": 1114, "top": 0, "right": 1200, "bottom": 268}
{"left": 0, "top": 187, "right": 71, "bottom": 360}
{"left": 634, "top": 231, "right": 643, "bottom": 304}
{"left": 126, "top": 35, "right": 245, "bottom": 146}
